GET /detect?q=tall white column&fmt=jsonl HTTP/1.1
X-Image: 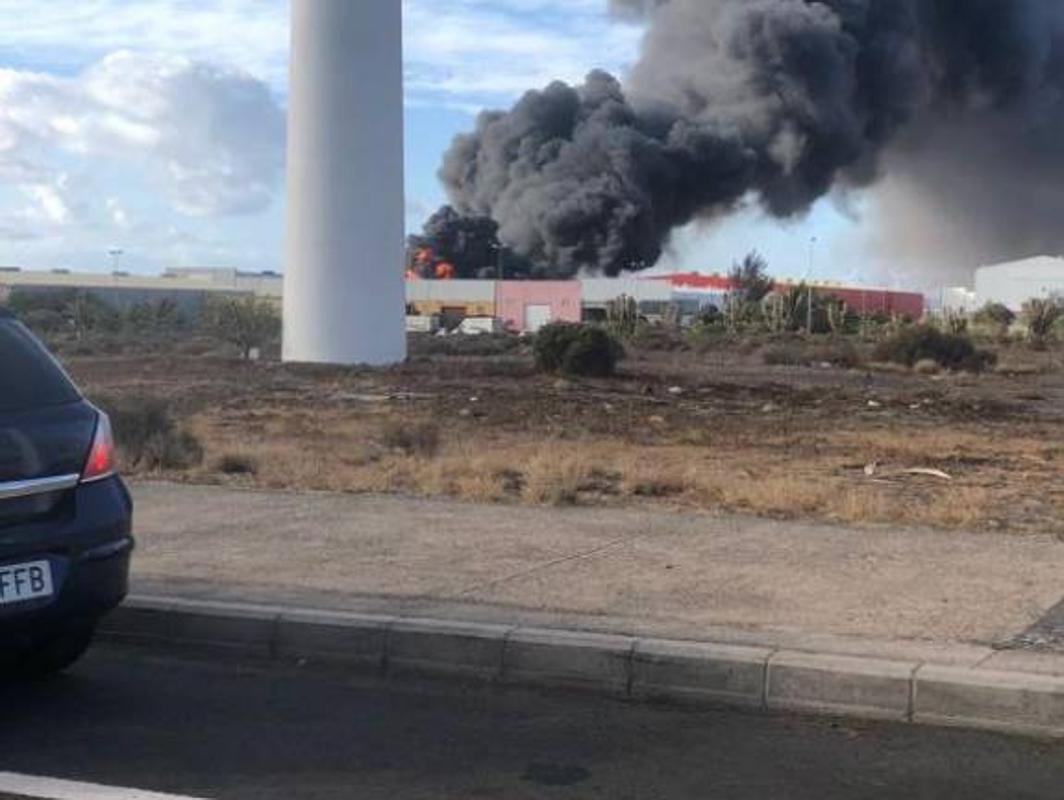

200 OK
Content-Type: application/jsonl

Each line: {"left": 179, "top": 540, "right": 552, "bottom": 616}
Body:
{"left": 284, "top": 0, "right": 407, "bottom": 365}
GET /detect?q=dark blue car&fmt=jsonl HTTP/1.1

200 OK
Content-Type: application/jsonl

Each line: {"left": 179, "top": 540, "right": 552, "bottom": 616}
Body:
{"left": 0, "top": 309, "right": 132, "bottom": 677}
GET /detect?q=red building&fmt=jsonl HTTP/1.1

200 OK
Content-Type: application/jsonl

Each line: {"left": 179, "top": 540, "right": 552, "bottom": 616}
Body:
{"left": 644, "top": 273, "right": 924, "bottom": 318}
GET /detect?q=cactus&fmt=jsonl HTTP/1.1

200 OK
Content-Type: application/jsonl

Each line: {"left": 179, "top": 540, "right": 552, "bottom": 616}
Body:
{"left": 942, "top": 308, "right": 969, "bottom": 335}
{"left": 606, "top": 294, "right": 640, "bottom": 339}
{"left": 826, "top": 299, "right": 850, "bottom": 335}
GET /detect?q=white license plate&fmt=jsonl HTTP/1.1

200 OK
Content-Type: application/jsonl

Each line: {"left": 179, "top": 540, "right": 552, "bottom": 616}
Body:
{"left": 0, "top": 561, "right": 53, "bottom": 606}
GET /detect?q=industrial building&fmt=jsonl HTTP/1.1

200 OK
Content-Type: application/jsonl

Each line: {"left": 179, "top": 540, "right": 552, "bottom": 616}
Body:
{"left": 0, "top": 266, "right": 272, "bottom": 319}
{"left": 580, "top": 278, "right": 674, "bottom": 318}
{"left": 405, "top": 279, "right": 581, "bottom": 332}
{"left": 646, "top": 273, "right": 925, "bottom": 318}
{"left": 974, "top": 256, "right": 1064, "bottom": 311}
{"left": 1, "top": 266, "right": 929, "bottom": 333}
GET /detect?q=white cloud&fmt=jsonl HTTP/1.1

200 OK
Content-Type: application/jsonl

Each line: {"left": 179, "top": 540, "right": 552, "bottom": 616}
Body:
{"left": 24, "top": 179, "right": 72, "bottom": 225}
{"left": 0, "top": 0, "right": 638, "bottom": 111}
{"left": 403, "top": 0, "right": 642, "bottom": 108}
{"left": 0, "top": 50, "right": 285, "bottom": 234}
{"left": 0, "top": 0, "right": 290, "bottom": 88}
{"left": 0, "top": 1, "right": 646, "bottom": 268}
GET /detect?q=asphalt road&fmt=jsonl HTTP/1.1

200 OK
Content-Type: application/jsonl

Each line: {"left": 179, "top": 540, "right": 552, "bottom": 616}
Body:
{"left": 2, "top": 646, "right": 1064, "bottom": 800}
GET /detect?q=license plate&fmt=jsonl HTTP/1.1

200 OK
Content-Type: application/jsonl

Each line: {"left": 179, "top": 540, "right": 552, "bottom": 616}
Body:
{"left": 0, "top": 561, "right": 54, "bottom": 606}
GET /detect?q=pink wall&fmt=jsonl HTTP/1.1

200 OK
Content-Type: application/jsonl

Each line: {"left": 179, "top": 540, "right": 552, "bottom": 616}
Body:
{"left": 495, "top": 281, "right": 582, "bottom": 332}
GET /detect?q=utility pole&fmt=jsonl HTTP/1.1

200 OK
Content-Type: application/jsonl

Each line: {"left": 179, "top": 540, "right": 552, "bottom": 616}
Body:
{"left": 108, "top": 248, "right": 124, "bottom": 273}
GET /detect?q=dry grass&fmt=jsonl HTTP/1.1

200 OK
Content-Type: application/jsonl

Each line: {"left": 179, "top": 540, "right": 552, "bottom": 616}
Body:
{"left": 172, "top": 413, "right": 1055, "bottom": 533}
{"left": 78, "top": 345, "right": 1064, "bottom": 535}
{"left": 379, "top": 419, "right": 441, "bottom": 457}
{"left": 521, "top": 451, "right": 596, "bottom": 505}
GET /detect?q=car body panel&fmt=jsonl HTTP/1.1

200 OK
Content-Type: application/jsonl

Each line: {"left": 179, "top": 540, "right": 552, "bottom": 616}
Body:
{"left": 0, "top": 313, "right": 133, "bottom": 651}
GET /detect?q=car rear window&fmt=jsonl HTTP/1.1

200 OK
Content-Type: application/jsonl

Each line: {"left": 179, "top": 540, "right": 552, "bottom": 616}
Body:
{"left": 0, "top": 318, "right": 80, "bottom": 412}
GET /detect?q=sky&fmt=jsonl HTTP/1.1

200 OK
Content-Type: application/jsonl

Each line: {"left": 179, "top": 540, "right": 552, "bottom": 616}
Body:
{"left": 0, "top": 0, "right": 916, "bottom": 286}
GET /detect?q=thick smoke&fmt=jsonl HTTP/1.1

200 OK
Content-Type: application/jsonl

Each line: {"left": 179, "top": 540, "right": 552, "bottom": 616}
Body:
{"left": 439, "top": 0, "right": 1064, "bottom": 278}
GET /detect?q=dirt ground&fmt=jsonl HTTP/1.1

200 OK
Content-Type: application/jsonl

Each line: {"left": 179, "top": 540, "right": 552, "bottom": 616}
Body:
{"left": 67, "top": 336, "right": 1064, "bottom": 535}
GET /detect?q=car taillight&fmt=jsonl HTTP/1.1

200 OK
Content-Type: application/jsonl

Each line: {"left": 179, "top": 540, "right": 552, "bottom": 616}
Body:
{"left": 81, "top": 412, "right": 116, "bottom": 483}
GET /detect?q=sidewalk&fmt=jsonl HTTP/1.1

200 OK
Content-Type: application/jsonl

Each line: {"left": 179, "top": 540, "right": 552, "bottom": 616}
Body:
{"left": 108, "top": 481, "right": 1064, "bottom": 736}
{"left": 129, "top": 481, "right": 1064, "bottom": 664}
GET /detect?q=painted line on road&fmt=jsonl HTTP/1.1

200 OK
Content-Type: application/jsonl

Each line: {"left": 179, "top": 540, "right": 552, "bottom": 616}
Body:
{"left": 0, "top": 773, "right": 209, "bottom": 800}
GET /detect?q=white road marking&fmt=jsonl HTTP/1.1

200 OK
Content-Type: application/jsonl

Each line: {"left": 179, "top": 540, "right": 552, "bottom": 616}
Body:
{"left": 0, "top": 773, "right": 209, "bottom": 800}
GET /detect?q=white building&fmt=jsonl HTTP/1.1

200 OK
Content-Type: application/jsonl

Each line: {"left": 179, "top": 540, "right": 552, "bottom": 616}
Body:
{"left": 931, "top": 286, "right": 980, "bottom": 315}
{"left": 975, "top": 256, "right": 1064, "bottom": 311}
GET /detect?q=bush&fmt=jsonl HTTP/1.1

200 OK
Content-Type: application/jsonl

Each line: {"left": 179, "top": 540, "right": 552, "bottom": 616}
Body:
{"left": 205, "top": 295, "right": 281, "bottom": 360}
{"left": 974, "top": 302, "right": 1015, "bottom": 330}
{"left": 873, "top": 325, "right": 995, "bottom": 372}
{"left": 534, "top": 323, "right": 581, "bottom": 373}
{"left": 534, "top": 323, "right": 622, "bottom": 378}
{"left": 628, "top": 323, "right": 688, "bottom": 352}
{"left": 562, "top": 327, "right": 621, "bottom": 377}
{"left": 381, "top": 420, "right": 441, "bottom": 457}
{"left": 1021, "top": 297, "right": 1064, "bottom": 349}
{"left": 214, "top": 453, "right": 259, "bottom": 475}
{"left": 92, "top": 395, "right": 203, "bottom": 471}
{"left": 408, "top": 332, "right": 524, "bottom": 358}
{"left": 763, "top": 339, "right": 862, "bottom": 369}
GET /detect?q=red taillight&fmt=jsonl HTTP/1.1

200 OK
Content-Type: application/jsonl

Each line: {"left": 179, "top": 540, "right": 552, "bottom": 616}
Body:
{"left": 82, "top": 412, "right": 116, "bottom": 483}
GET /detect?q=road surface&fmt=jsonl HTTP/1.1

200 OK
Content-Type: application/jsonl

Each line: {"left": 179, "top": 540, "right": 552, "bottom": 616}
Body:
{"left": 1, "top": 646, "right": 1063, "bottom": 799}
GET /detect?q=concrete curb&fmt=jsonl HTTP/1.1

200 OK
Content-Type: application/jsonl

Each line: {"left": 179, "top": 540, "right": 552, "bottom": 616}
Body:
{"left": 100, "top": 596, "right": 1064, "bottom": 739}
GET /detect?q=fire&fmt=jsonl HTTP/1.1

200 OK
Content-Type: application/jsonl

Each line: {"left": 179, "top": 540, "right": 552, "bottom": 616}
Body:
{"left": 406, "top": 244, "right": 456, "bottom": 281}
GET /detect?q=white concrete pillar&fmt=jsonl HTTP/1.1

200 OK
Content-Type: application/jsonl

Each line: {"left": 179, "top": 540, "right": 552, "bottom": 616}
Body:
{"left": 284, "top": 0, "right": 407, "bottom": 365}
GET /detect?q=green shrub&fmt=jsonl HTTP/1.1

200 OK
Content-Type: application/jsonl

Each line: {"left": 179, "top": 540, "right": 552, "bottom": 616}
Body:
{"left": 205, "top": 295, "right": 281, "bottom": 360}
{"left": 562, "top": 327, "right": 621, "bottom": 377}
{"left": 873, "top": 325, "right": 995, "bottom": 372}
{"left": 973, "top": 302, "right": 1015, "bottom": 330}
{"left": 1022, "top": 297, "right": 1064, "bottom": 349}
{"left": 534, "top": 323, "right": 581, "bottom": 373}
{"left": 534, "top": 322, "right": 622, "bottom": 378}
{"left": 92, "top": 395, "right": 203, "bottom": 471}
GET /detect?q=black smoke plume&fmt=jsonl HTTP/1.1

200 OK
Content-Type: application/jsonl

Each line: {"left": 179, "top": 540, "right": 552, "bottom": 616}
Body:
{"left": 436, "top": 0, "right": 1064, "bottom": 278}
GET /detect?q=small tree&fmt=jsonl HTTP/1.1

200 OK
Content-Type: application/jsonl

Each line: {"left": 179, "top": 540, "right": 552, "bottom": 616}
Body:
{"left": 206, "top": 295, "right": 281, "bottom": 359}
{"left": 1022, "top": 296, "right": 1064, "bottom": 349}
{"left": 124, "top": 298, "right": 187, "bottom": 336}
{"left": 728, "top": 251, "right": 774, "bottom": 306}
{"left": 972, "top": 302, "right": 1015, "bottom": 340}
{"left": 974, "top": 302, "right": 1014, "bottom": 328}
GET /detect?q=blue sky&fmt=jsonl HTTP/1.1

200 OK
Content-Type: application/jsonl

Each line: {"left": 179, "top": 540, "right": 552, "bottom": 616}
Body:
{"left": 0, "top": 0, "right": 920, "bottom": 286}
